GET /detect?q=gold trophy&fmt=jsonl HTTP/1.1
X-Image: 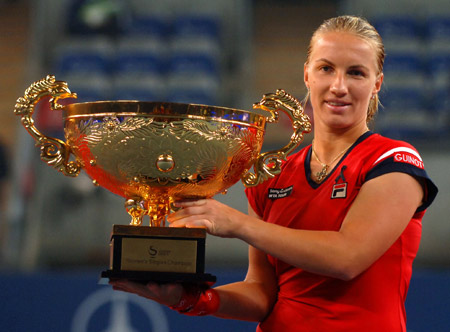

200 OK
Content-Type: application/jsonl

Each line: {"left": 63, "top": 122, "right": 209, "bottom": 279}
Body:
{"left": 14, "top": 75, "right": 311, "bottom": 283}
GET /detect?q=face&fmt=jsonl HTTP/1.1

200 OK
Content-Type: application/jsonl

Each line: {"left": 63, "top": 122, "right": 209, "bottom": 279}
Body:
{"left": 304, "top": 31, "right": 383, "bottom": 132}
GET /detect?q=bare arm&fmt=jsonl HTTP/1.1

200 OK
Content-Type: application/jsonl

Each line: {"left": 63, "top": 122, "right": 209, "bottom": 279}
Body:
{"left": 110, "top": 208, "right": 278, "bottom": 322}
{"left": 213, "top": 207, "right": 277, "bottom": 321}
{"left": 169, "top": 172, "right": 423, "bottom": 280}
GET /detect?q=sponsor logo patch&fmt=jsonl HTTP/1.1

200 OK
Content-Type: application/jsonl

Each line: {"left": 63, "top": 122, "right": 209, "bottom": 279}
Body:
{"left": 394, "top": 152, "right": 424, "bottom": 169}
{"left": 373, "top": 147, "right": 424, "bottom": 170}
{"left": 268, "top": 185, "right": 293, "bottom": 199}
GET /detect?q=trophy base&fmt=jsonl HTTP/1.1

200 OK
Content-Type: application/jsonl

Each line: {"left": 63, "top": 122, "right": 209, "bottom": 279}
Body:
{"left": 100, "top": 225, "right": 216, "bottom": 285}
{"left": 99, "top": 270, "right": 216, "bottom": 285}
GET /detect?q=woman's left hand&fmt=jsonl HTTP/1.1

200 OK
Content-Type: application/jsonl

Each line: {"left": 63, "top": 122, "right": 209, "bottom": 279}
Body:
{"left": 109, "top": 280, "right": 183, "bottom": 306}
{"left": 167, "top": 199, "right": 247, "bottom": 238}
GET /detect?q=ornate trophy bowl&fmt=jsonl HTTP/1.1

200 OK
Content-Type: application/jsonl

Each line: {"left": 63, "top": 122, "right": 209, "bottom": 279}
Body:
{"left": 64, "top": 100, "right": 267, "bottom": 227}
{"left": 15, "top": 75, "right": 311, "bottom": 283}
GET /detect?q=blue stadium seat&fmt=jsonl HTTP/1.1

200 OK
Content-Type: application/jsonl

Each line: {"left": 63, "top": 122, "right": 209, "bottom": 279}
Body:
{"left": 168, "top": 36, "right": 221, "bottom": 77}
{"left": 115, "top": 37, "right": 167, "bottom": 76}
{"left": 166, "top": 73, "right": 220, "bottom": 105}
{"left": 121, "top": 15, "right": 170, "bottom": 39}
{"left": 373, "top": 16, "right": 420, "bottom": 40}
{"left": 377, "top": 88, "right": 437, "bottom": 140}
{"left": 383, "top": 53, "right": 423, "bottom": 76}
{"left": 428, "top": 53, "right": 450, "bottom": 77}
{"left": 113, "top": 74, "right": 166, "bottom": 101}
{"left": 433, "top": 88, "right": 450, "bottom": 112}
{"left": 61, "top": 73, "right": 112, "bottom": 102}
{"left": 55, "top": 5, "right": 227, "bottom": 108}
{"left": 53, "top": 37, "right": 114, "bottom": 76}
{"left": 172, "top": 14, "right": 221, "bottom": 40}
{"left": 381, "top": 87, "right": 425, "bottom": 111}
{"left": 426, "top": 16, "right": 450, "bottom": 40}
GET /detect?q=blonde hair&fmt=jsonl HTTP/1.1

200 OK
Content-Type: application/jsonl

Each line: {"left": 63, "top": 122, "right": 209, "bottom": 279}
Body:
{"left": 304, "top": 15, "right": 385, "bottom": 123}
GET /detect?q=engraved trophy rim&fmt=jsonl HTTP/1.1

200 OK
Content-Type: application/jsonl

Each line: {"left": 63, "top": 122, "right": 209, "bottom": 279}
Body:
{"left": 63, "top": 100, "right": 267, "bottom": 120}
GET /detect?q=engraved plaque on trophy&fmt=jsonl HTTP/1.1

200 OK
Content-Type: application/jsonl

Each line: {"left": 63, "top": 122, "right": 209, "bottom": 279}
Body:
{"left": 14, "top": 75, "right": 311, "bottom": 284}
{"left": 106, "top": 226, "right": 210, "bottom": 282}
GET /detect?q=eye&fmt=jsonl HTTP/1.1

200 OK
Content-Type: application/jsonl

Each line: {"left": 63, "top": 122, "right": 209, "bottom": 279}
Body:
{"left": 348, "top": 69, "right": 365, "bottom": 77}
{"left": 320, "top": 65, "right": 332, "bottom": 73}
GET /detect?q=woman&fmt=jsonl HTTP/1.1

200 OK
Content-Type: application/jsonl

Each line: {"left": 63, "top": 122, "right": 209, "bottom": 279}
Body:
{"left": 111, "top": 15, "right": 438, "bottom": 331}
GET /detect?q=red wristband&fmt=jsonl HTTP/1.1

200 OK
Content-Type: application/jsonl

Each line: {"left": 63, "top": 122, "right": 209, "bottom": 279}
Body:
{"left": 170, "top": 284, "right": 220, "bottom": 316}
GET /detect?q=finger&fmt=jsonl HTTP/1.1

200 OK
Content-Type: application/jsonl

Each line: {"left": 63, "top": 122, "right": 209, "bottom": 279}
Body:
{"left": 168, "top": 218, "right": 188, "bottom": 227}
{"left": 167, "top": 210, "right": 186, "bottom": 223}
{"left": 170, "top": 217, "right": 212, "bottom": 233}
{"left": 145, "top": 282, "right": 165, "bottom": 295}
{"left": 186, "top": 219, "right": 212, "bottom": 229}
{"left": 111, "top": 285, "right": 128, "bottom": 292}
{"left": 147, "top": 283, "right": 183, "bottom": 303}
{"left": 167, "top": 206, "right": 204, "bottom": 222}
{"left": 168, "top": 215, "right": 206, "bottom": 228}
{"left": 173, "top": 199, "right": 207, "bottom": 208}
{"left": 109, "top": 279, "right": 131, "bottom": 289}
{"left": 110, "top": 281, "right": 137, "bottom": 294}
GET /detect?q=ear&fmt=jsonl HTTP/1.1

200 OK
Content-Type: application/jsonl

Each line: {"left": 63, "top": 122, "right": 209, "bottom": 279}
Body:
{"left": 304, "top": 63, "right": 310, "bottom": 90}
{"left": 372, "top": 72, "right": 383, "bottom": 95}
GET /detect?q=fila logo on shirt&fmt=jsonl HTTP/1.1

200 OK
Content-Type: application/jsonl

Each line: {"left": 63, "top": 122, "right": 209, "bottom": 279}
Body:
{"left": 331, "top": 166, "right": 348, "bottom": 199}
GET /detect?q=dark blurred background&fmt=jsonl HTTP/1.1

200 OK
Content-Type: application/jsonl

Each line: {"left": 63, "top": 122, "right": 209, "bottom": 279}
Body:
{"left": 0, "top": 0, "right": 449, "bottom": 331}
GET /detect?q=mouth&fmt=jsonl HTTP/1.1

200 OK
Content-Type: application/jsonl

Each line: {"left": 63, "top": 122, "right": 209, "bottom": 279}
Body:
{"left": 325, "top": 100, "right": 350, "bottom": 107}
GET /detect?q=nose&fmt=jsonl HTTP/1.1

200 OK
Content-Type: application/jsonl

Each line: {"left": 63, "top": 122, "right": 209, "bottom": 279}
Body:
{"left": 330, "top": 73, "right": 348, "bottom": 96}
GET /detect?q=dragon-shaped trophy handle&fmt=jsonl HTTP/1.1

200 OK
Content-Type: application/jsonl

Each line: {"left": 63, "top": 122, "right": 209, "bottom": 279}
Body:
{"left": 242, "top": 89, "right": 312, "bottom": 187}
{"left": 14, "top": 75, "right": 82, "bottom": 177}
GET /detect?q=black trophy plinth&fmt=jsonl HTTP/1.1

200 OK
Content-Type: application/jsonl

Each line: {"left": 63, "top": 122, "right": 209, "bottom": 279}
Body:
{"left": 99, "top": 225, "right": 216, "bottom": 284}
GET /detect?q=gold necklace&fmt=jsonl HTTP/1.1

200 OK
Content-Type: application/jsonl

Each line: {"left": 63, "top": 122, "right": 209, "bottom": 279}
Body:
{"left": 311, "top": 140, "right": 352, "bottom": 182}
